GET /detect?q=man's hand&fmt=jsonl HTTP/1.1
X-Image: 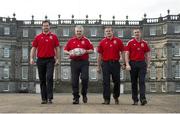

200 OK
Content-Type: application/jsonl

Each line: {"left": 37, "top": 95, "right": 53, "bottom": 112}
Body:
{"left": 121, "top": 64, "right": 126, "bottom": 70}
{"left": 126, "top": 64, "right": 131, "bottom": 71}
{"left": 55, "top": 58, "right": 59, "bottom": 65}
{"left": 30, "top": 58, "right": 35, "bottom": 65}
{"left": 97, "top": 66, "right": 101, "bottom": 73}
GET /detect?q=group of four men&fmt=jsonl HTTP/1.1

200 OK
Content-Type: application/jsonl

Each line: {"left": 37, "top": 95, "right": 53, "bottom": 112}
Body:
{"left": 30, "top": 20, "right": 150, "bottom": 106}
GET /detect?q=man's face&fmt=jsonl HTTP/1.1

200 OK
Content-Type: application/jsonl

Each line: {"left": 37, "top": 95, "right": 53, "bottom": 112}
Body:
{"left": 42, "top": 22, "right": 50, "bottom": 33}
{"left": 75, "top": 28, "right": 83, "bottom": 38}
{"left": 134, "top": 29, "right": 141, "bottom": 38}
{"left": 104, "top": 28, "right": 113, "bottom": 38}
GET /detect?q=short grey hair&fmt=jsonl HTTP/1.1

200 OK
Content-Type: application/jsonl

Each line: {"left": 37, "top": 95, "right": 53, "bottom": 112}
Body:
{"left": 75, "top": 25, "right": 84, "bottom": 34}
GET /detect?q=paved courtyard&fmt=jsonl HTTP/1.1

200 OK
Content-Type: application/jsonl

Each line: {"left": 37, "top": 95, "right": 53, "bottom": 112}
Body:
{"left": 0, "top": 93, "right": 179, "bottom": 113}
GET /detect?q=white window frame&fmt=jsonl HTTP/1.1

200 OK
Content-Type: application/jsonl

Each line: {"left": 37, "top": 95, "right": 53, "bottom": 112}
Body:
{"left": 22, "top": 67, "right": 28, "bottom": 80}
{"left": 162, "top": 65, "right": 167, "bottom": 79}
{"left": 3, "top": 47, "right": 10, "bottom": 58}
{"left": 162, "top": 24, "right": 167, "bottom": 34}
{"left": 174, "top": 47, "right": 180, "bottom": 56}
{"left": 23, "top": 29, "right": 28, "bottom": 37}
{"left": 22, "top": 48, "right": 28, "bottom": 60}
{"left": 120, "top": 84, "right": 124, "bottom": 94}
{"left": 63, "top": 28, "right": 69, "bottom": 36}
{"left": 62, "top": 47, "right": 69, "bottom": 59}
{"left": 150, "top": 26, "right": 156, "bottom": 36}
{"left": 120, "top": 70, "right": 124, "bottom": 80}
{"left": 174, "top": 25, "right": 180, "bottom": 33}
{"left": 150, "top": 83, "right": 156, "bottom": 92}
{"left": 150, "top": 65, "right": 156, "bottom": 79}
{"left": 117, "top": 29, "right": 123, "bottom": 37}
{"left": 161, "top": 82, "right": 167, "bottom": 92}
{"left": 90, "top": 47, "right": 97, "bottom": 60}
{"left": 3, "top": 84, "right": 9, "bottom": 92}
{"left": 4, "top": 27, "right": 10, "bottom": 35}
{"left": 89, "top": 67, "right": 98, "bottom": 81}
{"left": 61, "top": 67, "right": 70, "bottom": 80}
{"left": 21, "top": 83, "right": 27, "bottom": 90}
{"left": 175, "top": 83, "right": 180, "bottom": 92}
{"left": 90, "top": 28, "right": 97, "bottom": 36}
{"left": 3, "top": 67, "right": 9, "bottom": 79}
{"left": 36, "top": 68, "right": 39, "bottom": 80}
{"left": 175, "top": 63, "right": 180, "bottom": 79}
{"left": 150, "top": 47, "right": 156, "bottom": 58}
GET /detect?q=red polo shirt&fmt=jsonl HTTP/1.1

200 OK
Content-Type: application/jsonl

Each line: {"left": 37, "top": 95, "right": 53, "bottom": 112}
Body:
{"left": 64, "top": 35, "right": 94, "bottom": 60}
{"left": 97, "top": 36, "right": 124, "bottom": 61}
{"left": 125, "top": 38, "right": 150, "bottom": 61}
{"left": 32, "top": 32, "right": 60, "bottom": 58}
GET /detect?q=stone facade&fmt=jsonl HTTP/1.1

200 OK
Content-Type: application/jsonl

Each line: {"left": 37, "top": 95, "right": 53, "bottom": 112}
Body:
{"left": 0, "top": 13, "right": 180, "bottom": 93}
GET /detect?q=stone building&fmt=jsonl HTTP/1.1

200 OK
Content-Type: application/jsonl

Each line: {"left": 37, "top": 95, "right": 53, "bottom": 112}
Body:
{"left": 0, "top": 11, "right": 180, "bottom": 94}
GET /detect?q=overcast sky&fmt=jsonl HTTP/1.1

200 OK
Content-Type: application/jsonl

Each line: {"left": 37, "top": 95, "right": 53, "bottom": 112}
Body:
{"left": 0, "top": 0, "right": 179, "bottom": 20}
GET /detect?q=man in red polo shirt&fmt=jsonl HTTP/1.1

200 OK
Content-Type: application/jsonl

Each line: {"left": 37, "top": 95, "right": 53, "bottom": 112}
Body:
{"left": 64, "top": 25, "right": 94, "bottom": 104}
{"left": 125, "top": 29, "right": 150, "bottom": 106}
{"left": 30, "top": 20, "right": 60, "bottom": 104}
{"left": 97, "top": 27, "right": 124, "bottom": 105}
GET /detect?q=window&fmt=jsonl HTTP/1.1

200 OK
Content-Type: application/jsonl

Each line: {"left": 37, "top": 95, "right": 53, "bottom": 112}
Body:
{"left": 3, "top": 47, "right": 10, "bottom": 58}
{"left": 120, "top": 70, "right": 124, "bottom": 80}
{"left": 90, "top": 28, "right": 97, "bottom": 36}
{"left": 175, "top": 63, "right": 180, "bottom": 79}
{"left": 61, "top": 67, "right": 71, "bottom": 80}
{"left": 36, "top": 29, "right": 42, "bottom": 35}
{"left": 23, "top": 29, "right": 28, "bottom": 37}
{"left": 3, "top": 83, "right": 9, "bottom": 92}
{"left": 62, "top": 47, "right": 69, "bottom": 60}
{"left": 21, "top": 83, "right": 27, "bottom": 90}
{"left": 22, "top": 67, "right": 28, "bottom": 80}
{"left": 90, "top": 47, "right": 97, "bottom": 60}
{"left": 120, "top": 84, "right": 124, "bottom": 94}
{"left": 117, "top": 29, "right": 123, "bottom": 37}
{"left": 173, "top": 47, "right": 180, "bottom": 56}
{"left": 174, "top": 25, "right": 180, "bottom": 33}
{"left": 161, "top": 82, "right": 167, "bottom": 92}
{"left": 150, "top": 83, "right": 156, "bottom": 92}
{"left": 150, "top": 47, "right": 156, "bottom": 58}
{"left": 3, "top": 67, "right": 9, "bottom": 79}
{"left": 4, "top": 27, "right": 10, "bottom": 35}
{"left": 176, "top": 83, "right": 180, "bottom": 92}
{"left": 89, "top": 67, "right": 98, "bottom": 81}
{"left": 35, "top": 84, "right": 40, "bottom": 93}
{"left": 22, "top": 48, "right": 28, "bottom": 60}
{"left": 162, "top": 65, "right": 167, "bottom": 79}
{"left": 63, "top": 28, "right": 69, "bottom": 36}
{"left": 163, "top": 24, "right": 167, "bottom": 34}
{"left": 150, "top": 65, "right": 156, "bottom": 79}
{"left": 162, "top": 48, "right": 167, "bottom": 57}
{"left": 36, "top": 68, "right": 39, "bottom": 80}
{"left": 150, "top": 26, "right": 156, "bottom": 36}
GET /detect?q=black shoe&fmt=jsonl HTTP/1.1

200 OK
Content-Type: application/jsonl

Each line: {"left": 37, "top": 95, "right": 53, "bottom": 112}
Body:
{"left": 82, "top": 96, "right": 88, "bottom": 103}
{"left": 48, "top": 99, "right": 53, "bottom": 104}
{"left": 73, "top": 99, "right": 79, "bottom": 104}
{"left": 132, "top": 101, "right": 138, "bottom": 105}
{"left": 102, "top": 99, "right": 110, "bottom": 105}
{"left": 141, "top": 99, "right": 147, "bottom": 106}
{"left": 41, "top": 100, "right": 47, "bottom": 104}
{"left": 114, "top": 98, "right": 119, "bottom": 104}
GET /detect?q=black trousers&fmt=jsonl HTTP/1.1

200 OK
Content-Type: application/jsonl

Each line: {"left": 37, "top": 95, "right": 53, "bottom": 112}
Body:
{"left": 37, "top": 57, "right": 55, "bottom": 101}
{"left": 129, "top": 61, "right": 147, "bottom": 102}
{"left": 101, "top": 61, "right": 120, "bottom": 100}
{"left": 70, "top": 60, "right": 89, "bottom": 100}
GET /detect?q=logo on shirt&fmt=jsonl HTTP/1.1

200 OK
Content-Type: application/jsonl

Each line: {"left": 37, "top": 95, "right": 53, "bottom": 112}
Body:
{"left": 141, "top": 43, "right": 144, "bottom": 47}
{"left": 50, "top": 35, "right": 53, "bottom": 39}
{"left": 113, "top": 40, "right": 117, "bottom": 44}
{"left": 81, "top": 41, "right": 85, "bottom": 45}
